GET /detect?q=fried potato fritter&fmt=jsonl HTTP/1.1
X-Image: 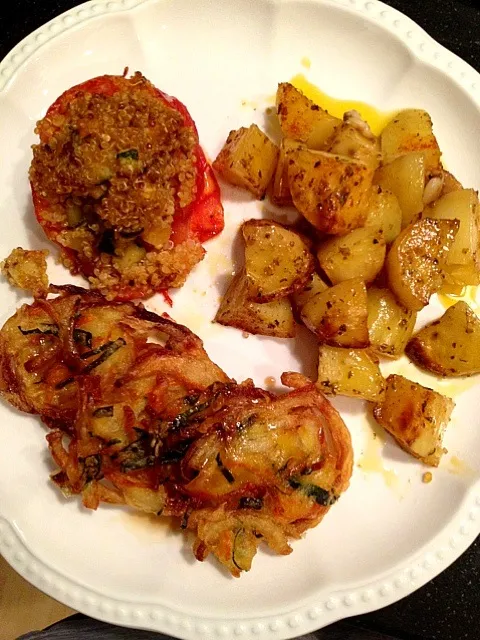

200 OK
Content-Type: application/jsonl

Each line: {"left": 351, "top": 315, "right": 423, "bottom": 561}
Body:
{"left": 1, "top": 247, "right": 49, "bottom": 298}
{"left": 0, "top": 286, "right": 352, "bottom": 576}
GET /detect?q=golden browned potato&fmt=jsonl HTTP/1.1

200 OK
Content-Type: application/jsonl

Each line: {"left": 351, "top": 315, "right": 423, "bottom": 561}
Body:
{"left": 269, "top": 139, "right": 303, "bottom": 206}
{"left": 442, "top": 264, "right": 480, "bottom": 291}
{"left": 324, "top": 120, "right": 381, "bottom": 169}
{"left": 424, "top": 188, "right": 480, "bottom": 282}
{"left": 381, "top": 109, "right": 442, "bottom": 174}
{"left": 1, "top": 247, "right": 49, "bottom": 298}
{"left": 441, "top": 170, "right": 463, "bottom": 196}
{"left": 386, "top": 218, "right": 459, "bottom": 311}
{"left": 375, "top": 152, "right": 425, "bottom": 227}
{"left": 300, "top": 278, "right": 369, "bottom": 347}
{"left": 215, "top": 270, "right": 295, "bottom": 338}
{"left": 367, "top": 287, "right": 417, "bottom": 358}
{"left": 316, "top": 345, "right": 385, "bottom": 402}
{"left": 373, "top": 374, "right": 455, "bottom": 466}
{"left": 317, "top": 227, "right": 386, "bottom": 285}
{"left": 242, "top": 220, "right": 314, "bottom": 302}
{"left": 213, "top": 124, "right": 278, "bottom": 199}
{"left": 276, "top": 82, "right": 341, "bottom": 148}
{"left": 364, "top": 187, "right": 402, "bottom": 243}
{"left": 291, "top": 272, "right": 329, "bottom": 312}
{"left": 288, "top": 147, "right": 374, "bottom": 235}
{"left": 406, "top": 301, "right": 480, "bottom": 377}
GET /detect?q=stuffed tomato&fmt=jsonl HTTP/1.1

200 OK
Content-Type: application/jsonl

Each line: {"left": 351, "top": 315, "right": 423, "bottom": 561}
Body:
{"left": 29, "top": 72, "right": 224, "bottom": 301}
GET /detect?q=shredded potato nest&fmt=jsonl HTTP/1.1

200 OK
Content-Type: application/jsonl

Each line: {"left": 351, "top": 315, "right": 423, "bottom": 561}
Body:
{"left": 0, "top": 284, "right": 352, "bottom": 576}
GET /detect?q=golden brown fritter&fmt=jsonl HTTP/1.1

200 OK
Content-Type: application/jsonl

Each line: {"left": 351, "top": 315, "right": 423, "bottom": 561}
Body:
{"left": 1, "top": 247, "right": 49, "bottom": 298}
{"left": 0, "top": 286, "right": 352, "bottom": 576}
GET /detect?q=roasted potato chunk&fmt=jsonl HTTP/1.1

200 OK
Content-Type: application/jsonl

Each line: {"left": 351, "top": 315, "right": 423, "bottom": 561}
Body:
{"left": 215, "top": 270, "right": 295, "bottom": 338}
{"left": 373, "top": 374, "right": 455, "bottom": 466}
{"left": 375, "top": 152, "right": 425, "bottom": 227}
{"left": 276, "top": 82, "right": 341, "bottom": 148}
{"left": 213, "top": 124, "right": 278, "bottom": 199}
{"left": 300, "top": 278, "right": 369, "bottom": 347}
{"left": 381, "top": 109, "right": 441, "bottom": 174}
{"left": 441, "top": 170, "right": 463, "bottom": 196}
{"left": 386, "top": 218, "right": 459, "bottom": 311}
{"left": 269, "top": 138, "right": 303, "bottom": 206}
{"left": 317, "top": 345, "right": 385, "bottom": 402}
{"left": 317, "top": 227, "right": 386, "bottom": 285}
{"left": 364, "top": 187, "right": 402, "bottom": 244}
{"left": 367, "top": 287, "right": 416, "bottom": 358}
{"left": 1, "top": 247, "right": 49, "bottom": 298}
{"left": 291, "top": 272, "right": 329, "bottom": 312}
{"left": 242, "top": 220, "right": 314, "bottom": 302}
{"left": 288, "top": 148, "right": 374, "bottom": 234}
{"left": 442, "top": 264, "right": 480, "bottom": 290}
{"left": 425, "top": 188, "right": 480, "bottom": 280}
{"left": 406, "top": 301, "right": 480, "bottom": 377}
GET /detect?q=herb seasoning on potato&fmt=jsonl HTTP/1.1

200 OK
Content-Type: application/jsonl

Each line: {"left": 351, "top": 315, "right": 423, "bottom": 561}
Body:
{"left": 213, "top": 79, "right": 480, "bottom": 469}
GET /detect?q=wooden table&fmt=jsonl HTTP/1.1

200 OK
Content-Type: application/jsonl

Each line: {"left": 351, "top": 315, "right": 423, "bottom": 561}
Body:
{"left": 0, "top": 556, "right": 74, "bottom": 640}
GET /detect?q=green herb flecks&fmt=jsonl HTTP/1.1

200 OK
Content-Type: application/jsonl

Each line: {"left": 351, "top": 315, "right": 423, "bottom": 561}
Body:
{"left": 117, "top": 149, "right": 139, "bottom": 160}
{"left": 216, "top": 453, "right": 235, "bottom": 484}
{"left": 116, "top": 432, "right": 155, "bottom": 472}
{"left": 81, "top": 454, "right": 103, "bottom": 483}
{"left": 81, "top": 338, "right": 126, "bottom": 374}
{"left": 93, "top": 406, "right": 114, "bottom": 418}
{"left": 238, "top": 496, "right": 263, "bottom": 510}
{"left": 73, "top": 329, "right": 93, "bottom": 348}
{"left": 288, "top": 478, "right": 337, "bottom": 506}
{"left": 18, "top": 323, "right": 59, "bottom": 336}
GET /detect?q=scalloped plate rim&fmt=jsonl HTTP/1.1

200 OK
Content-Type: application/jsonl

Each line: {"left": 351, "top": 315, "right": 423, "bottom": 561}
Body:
{"left": 0, "top": 1, "right": 479, "bottom": 639}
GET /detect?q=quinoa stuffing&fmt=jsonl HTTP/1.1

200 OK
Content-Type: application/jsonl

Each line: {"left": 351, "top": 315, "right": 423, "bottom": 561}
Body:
{"left": 29, "top": 72, "right": 223, "bottom": 300}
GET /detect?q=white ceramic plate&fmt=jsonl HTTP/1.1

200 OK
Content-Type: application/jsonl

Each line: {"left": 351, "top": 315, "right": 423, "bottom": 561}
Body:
{"left": 0, "top": 0, "right": 479, "bottom": 638}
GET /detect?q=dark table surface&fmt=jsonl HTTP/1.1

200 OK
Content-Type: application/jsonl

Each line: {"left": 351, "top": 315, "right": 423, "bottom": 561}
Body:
{"left": 1, "top": 1, "right": 479, "bottom": 639}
